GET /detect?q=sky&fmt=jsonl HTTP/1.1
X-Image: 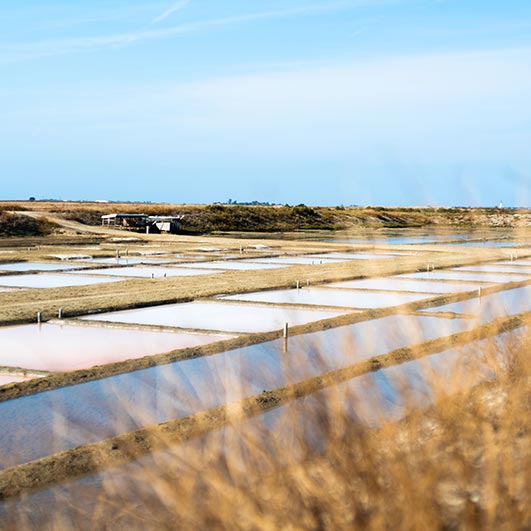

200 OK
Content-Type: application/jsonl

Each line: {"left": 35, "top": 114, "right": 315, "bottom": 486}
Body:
{"left": 1, "top": 0, "right": 530, "bottom": 207}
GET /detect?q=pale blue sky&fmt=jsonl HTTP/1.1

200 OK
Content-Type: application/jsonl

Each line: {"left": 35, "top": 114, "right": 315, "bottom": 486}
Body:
{"left": 1, "top": 0, "right": 530, "bottom": 206}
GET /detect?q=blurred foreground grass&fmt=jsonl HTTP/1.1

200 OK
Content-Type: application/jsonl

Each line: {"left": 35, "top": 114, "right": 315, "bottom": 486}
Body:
{"left": 3, "top": 326, "right": 529, "bottom": 530}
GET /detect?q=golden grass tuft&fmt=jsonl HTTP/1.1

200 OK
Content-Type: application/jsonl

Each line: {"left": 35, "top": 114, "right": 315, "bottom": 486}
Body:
{"left": 2, "top": 325, "right": 529, "bottom": 530}
{"left": 98, "top": 332, "right": 530, "bottom": 530}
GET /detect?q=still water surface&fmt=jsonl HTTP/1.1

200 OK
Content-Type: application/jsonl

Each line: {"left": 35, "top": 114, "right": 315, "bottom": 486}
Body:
{"left": 0, "top": 314, "right": 473, "bottom": 469}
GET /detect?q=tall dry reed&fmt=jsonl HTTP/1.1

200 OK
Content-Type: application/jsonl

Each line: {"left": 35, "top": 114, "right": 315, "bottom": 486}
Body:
{"left": 2, "top": 322, "right": 529, "bottom": 530}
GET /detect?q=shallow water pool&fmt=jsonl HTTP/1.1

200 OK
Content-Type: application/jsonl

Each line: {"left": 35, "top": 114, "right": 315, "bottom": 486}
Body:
{"left": 305, "top": 253, "right": 404, "bottom": 261}
{"left": 0, "top": 262, "right": 88, "bottom": 272}
{"left": 447, "top": 240, "right": 523, "bottom": 248}
{"left": 455, "top": 264, "right": 531, "bottom": 275}
{"left": 0, "top": 322, "right": 233, "bottom": 373}
{"left": 82, "top": 301, "right": 347, "bottom": 333}
{"left": 325, "top": 277, "right": 487, "bottom": 294}
{"left": 221, "top": 287, "right": 434, "bottom": 309}
{"left": 173, "top": 261, "right": 289, "bottom": 271}
{"left": 0, "top": 273, "right": 127, "bottom": 289}
{"left": 399, "top": 270, "right": 529, "bottom": 283}
{"left": 72, "top": 266, "right": 220, "bottom": 278}
{"left": 0, "top": 374, "right": 34, "bottom": 386}
{"left": 323, "top": 236, "right": 445, "bottom": 245}
{"left": 243, "top": 256, "right": 349, "bottom": 266}
{"left": 88, "top": 257, "right": 174, "bottom": 265}
{"left": 421, "top": 286, "right": 531, "bottom": 323}
{"left": 0, "top": 313, "right": 474, "bottom": 469}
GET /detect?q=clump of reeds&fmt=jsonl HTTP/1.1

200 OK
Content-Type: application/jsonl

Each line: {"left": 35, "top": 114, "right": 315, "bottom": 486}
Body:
{"left": 4, "top": 324, "right": 528, "bottom": 530}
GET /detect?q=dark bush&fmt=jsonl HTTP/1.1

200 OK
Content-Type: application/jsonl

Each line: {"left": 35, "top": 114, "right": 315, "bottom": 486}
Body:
{"left": 0, "top": 212, "right": 55, "bottom": 237}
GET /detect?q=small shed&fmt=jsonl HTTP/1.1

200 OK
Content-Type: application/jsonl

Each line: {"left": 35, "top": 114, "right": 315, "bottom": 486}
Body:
{"left": 101, "top": 213, "right": 183, "bottom": 234}
{"left": 101, "top": 214, "right": 148, "bottom": 229}
{"left": 148, "top": 216, "right": 182, "bottom": 234}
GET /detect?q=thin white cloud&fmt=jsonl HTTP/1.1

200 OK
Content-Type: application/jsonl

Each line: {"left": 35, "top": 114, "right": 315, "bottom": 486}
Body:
{"left": 152, "top": 0, "right": 191, "bottom": 25}
{"left": 0, "top": 0, "right": 390, "bottom": 64}
{"left": 2, "top": 46, "right": 530, "bottom": 206}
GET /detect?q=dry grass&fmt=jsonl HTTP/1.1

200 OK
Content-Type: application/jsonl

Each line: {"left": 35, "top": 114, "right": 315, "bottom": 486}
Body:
{"left": 1, "top": 200, "right": 530, "bottom": 232}
{"left": 1, "top": 319, "right": 529, "bottom": 530}
{"left": 145, "top": 339, "right": 529, "bottom": 531}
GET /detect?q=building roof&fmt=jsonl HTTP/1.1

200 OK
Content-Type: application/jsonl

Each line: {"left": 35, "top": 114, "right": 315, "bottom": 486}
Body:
{"left": 101, "top": 213, "right": 148, "bottom": 220}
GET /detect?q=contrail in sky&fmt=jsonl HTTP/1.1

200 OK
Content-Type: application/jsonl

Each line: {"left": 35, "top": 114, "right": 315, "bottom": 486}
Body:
{"left": 152, "top": 0, "right": 191, "bottom": 24}
{"left": 0, "top": 1, "right": 398, "bottom": 64}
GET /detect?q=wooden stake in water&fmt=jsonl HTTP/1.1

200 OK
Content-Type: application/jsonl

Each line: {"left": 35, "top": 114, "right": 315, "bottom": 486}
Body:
{"left": 296, "top": 280, "right": 300, "bottom": 290}
{"left": 58, "top": 308, "right": 63, "bottom": 319}
{"left": 283, "top": 323, "right": 289, "bottom": 353}
{"left": 37, "top": 311, "right": 42, "bottom": 324}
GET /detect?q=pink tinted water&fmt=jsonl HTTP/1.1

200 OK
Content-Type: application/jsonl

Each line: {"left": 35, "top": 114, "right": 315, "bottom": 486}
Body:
{"left": 0, "top": 323, "right": 232, "bottom": 372}
{"left": 0, "top": 374, "right": 34, "bottom": 386}
{"left": 82, "top": 301, "right": 347, "bottom": 333}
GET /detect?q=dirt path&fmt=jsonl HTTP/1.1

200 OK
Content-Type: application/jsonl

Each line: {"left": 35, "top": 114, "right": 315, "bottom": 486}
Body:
{"left": 11, "top": 211, "right": 215, "bottom": 242}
